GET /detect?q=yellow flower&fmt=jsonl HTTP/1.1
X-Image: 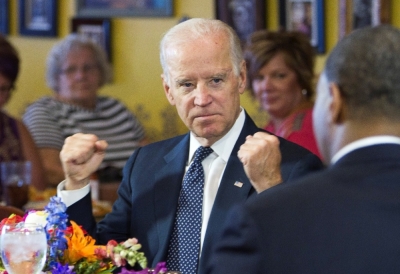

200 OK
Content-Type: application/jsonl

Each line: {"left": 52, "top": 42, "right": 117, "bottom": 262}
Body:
{"left": 63, "top": 221, "right": 106, "bottom": 264}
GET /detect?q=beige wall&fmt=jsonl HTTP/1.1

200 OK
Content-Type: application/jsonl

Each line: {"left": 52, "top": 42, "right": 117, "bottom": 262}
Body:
{"left": 5, "top": 1, "right": 400, "bottom": 141}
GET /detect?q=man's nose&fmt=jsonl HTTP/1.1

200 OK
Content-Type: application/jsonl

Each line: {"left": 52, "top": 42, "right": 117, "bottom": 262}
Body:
{"left": 194, "top": 84, "right": 212, "bottom": 106}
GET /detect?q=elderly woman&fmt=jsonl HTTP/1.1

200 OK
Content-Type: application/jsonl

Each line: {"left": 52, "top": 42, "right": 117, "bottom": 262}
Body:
{"left": 0, "top": 35, "right": 46, "bottom": 191}
{"left": 23, "top": 34, "right": 147, "bottom": 186}
{"left": 244, "top": 30, "right": 320, "bottom": 158}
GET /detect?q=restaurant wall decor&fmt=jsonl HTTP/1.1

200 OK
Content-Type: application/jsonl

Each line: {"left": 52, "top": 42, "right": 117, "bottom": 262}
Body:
{"left": 338, "top": 0, "right": 391, "bottom": 39}
{"left": 279, "top": 0, "right": 325, "bottom": 53}
{"left": 215, "top": 0, "right": 266, "bottom": 45}
{"left": 18, "top": 0, "right": 58, "bottom": 37}
{"left": 0, "top": 0, "right": 9, "bottom": 35}
{"left": 75, "top": 0, "right": 174, "bottom": 18}
{"left": 71, "top": 17, "right": 112, "bottom": 62}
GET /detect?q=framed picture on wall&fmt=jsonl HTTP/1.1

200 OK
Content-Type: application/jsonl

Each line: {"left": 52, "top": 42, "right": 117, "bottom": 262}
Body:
{"left": 18, "top": 0, "right": 57, "bottom": 37}
{"left": 0, "top": 0, "right": 9, "bottom": 35}
{"left": 338, "top": 0, "right": 390, "bottom": 39}
{"left": 75, "top": 0, "right": 173, "bottom": 17}
{"left": 71, "top": 18, "right": 112, "bottom": 62}
{"left": 279, "top": 0, "right": 325, "bottom": 53}
{"left": 215, "top": 0, "right": 266, "bottom": 45}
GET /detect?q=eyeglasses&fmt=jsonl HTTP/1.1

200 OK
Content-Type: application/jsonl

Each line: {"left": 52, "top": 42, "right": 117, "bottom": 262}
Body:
{"left": 60, "top": 63, "right": 99, "bottom": 76}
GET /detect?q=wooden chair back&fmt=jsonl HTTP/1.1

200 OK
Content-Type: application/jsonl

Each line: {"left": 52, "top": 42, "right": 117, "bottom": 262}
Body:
{"left": 0, "top": 205, "right": 25, "bottom": 220}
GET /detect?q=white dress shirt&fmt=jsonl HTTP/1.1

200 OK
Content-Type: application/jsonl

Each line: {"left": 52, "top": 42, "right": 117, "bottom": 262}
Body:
{"left": 331, "top": 135, "right": 400, "bottom": 164}
{"left": 189, "top": 108, "right": 245, "bottom": 250}
{"left": 58, "top": 108, "right": 246, "bottom": 250}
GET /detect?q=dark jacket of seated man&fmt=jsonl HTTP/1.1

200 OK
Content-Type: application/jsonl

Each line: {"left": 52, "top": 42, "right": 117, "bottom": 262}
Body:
{"left": 66, "top": 113, "right": 323, "bottom": 273}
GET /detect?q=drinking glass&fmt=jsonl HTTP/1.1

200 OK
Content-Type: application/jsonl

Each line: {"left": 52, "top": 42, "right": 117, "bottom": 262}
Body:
{"left": 0, "top": 223, "right": 47, "bottom": 274}
{"left": 0, "top": 161, "right": 31, "bottom": 208}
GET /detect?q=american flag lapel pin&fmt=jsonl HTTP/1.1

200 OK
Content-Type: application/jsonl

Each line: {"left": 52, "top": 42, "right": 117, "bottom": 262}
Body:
{"left": 234, "top": 181, "right": 243, "bottom": 188}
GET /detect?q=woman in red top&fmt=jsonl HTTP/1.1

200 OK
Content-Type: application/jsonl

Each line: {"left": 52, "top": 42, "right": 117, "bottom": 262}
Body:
{"left": 244, "top": 30, "right": 321, "bottom": 158}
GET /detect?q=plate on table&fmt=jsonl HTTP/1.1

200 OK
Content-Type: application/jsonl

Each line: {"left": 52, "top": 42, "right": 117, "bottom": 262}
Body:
{"left": 24, "top": 200, "right": 112, "bottom": 218}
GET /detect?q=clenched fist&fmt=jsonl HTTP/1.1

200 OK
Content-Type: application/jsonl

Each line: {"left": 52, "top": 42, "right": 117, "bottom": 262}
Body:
{"left": 60, "top": 133, "right": 108, "bottom": 190}
{"left": 238, "top": 132, "right": 282, "bottom": 193}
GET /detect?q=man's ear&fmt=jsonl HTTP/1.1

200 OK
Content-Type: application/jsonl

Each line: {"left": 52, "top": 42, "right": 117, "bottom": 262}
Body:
{"left": 161, "top": 74, "right": 175, "bottom": 106}
{"left": 238, "top": 61, "right": 247, "bottom": 94}
{"left": 329, "top": 83, "right": 346, "bottom": 124}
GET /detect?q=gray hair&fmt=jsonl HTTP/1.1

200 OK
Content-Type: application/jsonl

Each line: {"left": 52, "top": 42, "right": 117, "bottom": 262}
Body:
{"left": 46, "top": 33, "right": 112, "bottom": 92}
{"left": 159, "top": 18, "right": 243, "bottom": 84}
{"left": 325, "top": 25, "right": 400, "bottom": 121}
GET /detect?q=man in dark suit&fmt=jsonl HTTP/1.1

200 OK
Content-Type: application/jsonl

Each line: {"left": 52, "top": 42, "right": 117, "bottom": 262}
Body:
{"left": 207, "top": 25, "right": 400, "bottom": 274}
{"left": 58, "top": 18, "right": 322, "bottom": 273}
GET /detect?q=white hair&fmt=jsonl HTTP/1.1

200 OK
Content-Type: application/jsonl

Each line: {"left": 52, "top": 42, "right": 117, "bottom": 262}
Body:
{"left": 159, "top": 18, "right": 244, "bottom": 84}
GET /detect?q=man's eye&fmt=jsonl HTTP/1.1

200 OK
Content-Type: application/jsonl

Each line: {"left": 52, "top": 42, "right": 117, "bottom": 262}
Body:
{"left": 212, "top": 78, "right": 222, "bottom": 84}
{"left": 180, "top": 82, "right": 193, "bottom": 88}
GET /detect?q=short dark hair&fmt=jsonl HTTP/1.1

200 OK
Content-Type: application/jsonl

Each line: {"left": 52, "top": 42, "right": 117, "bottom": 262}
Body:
{"left": 325, "top": 25, "right": 400, "bottom": 121}
{"left": 244, "top": 30, "right": 315, "bottom": 100}
{"left": 0, "top": 35, "right": 20, "bottom": 86}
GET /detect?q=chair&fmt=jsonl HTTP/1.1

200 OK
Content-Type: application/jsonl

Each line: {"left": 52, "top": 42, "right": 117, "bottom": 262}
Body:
{"left": 99, "top": 182, "right": 120, "bottom": 204}
{"left": 0, "top": 205, "right": 25, "bottom": 220}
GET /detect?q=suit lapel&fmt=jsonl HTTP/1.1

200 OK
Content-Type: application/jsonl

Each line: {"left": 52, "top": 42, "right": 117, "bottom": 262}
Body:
{"left": 211, "top": 113, "right": 258, "bottom": 212}
{"left": 153, "top": 134, "right": 190, "bottom": 263}
{"left": 200, "top": 113, "right": 260, "bottom": 265}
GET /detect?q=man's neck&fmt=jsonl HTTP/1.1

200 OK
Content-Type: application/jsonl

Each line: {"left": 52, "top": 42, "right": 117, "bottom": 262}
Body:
{"left": 330, "top": 119, "right": 400, "bottom": 162}
{"left": 193, "top": 108, "right": 243, "bottom": 147}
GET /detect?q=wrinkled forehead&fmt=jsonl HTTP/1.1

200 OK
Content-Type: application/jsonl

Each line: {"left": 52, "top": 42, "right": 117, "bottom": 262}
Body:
{"left": 166, "top": 33, "right": 228, "bottom": 56}
{"left": 166, "top": 38, "right": 232, "bottom": 69}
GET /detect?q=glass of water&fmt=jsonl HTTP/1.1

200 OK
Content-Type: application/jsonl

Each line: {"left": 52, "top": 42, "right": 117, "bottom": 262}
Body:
{"left": 0, "top": 161, "right": 31, "bottom": 208}
{"left": 0, "top": 222, "right": 47, "bottom": 274}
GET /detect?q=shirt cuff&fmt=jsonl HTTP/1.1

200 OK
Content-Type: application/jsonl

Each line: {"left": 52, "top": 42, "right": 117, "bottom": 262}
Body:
{"left": 57, "top": 180, "right": 90, "bottom": 207}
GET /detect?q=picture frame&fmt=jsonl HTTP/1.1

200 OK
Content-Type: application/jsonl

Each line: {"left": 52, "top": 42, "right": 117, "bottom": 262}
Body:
{"left": 338, "top": 0, "right": 390, "bottom": 39}
{"left": 215, "top": 0, "right": 266, "bottom": 44}
{"left": 71, "top": 18, "right": 112, "bottom": 62}
{"left": 279, "top": 0, "right": 325, "bottom": 53}
{"left": 0, "top": 0, "right": 9, "bottom": 35}
{"left": 75, "top": 0, "right": 174, "bottom": 18}
{"left": 18, "top": 0, "right": 57, "bottom": 37}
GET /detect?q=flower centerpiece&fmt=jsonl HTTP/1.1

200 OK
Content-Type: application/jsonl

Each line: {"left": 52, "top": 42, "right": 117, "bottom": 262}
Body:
{"left": 0, "top": 196, "right": 168, "bottom": 274}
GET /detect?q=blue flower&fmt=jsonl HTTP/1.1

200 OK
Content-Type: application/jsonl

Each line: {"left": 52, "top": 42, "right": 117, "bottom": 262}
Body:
{"left": 50, "top": 262, "right": 76, "bottom": 274}
{"left": 44, "top": 197, "right": 69, "bottom": 272}
{"left": 45, "top": 196, "right": 67, "bottom": 214}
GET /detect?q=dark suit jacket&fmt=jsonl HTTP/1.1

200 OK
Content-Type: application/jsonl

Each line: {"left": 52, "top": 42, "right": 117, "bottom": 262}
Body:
{"left": 67, "top": 113, "right": 323, "bottom": 272}
{"left": 208, "top": 144, "right": 400, "bottom": 274}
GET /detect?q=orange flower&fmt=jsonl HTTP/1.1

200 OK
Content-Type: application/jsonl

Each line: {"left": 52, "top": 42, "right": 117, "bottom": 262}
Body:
{"left": 63, "top": 220, "right": 106, "bottom": 264}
